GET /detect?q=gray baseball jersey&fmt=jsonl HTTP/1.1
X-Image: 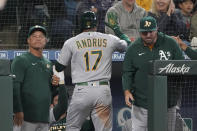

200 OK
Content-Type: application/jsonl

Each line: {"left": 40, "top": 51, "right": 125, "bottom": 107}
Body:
{"left": 58, "top": 31, "right": 127, "bottom": 131}
{"left": 58, "top": 31, "right": 127, "bottom": 84}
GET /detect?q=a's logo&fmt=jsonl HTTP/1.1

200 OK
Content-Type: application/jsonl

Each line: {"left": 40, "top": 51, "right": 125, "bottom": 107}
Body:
{"left": 159, "top": 50, "right": 171, "bottom": 60}
{"left": 34, "top": 25, "right": 40, "bottom": 28}
{"left": 46, "top": 64, "right": 50, "bottom": 68}
{"left": 86, "top": 21, "right": 91, "bottom": 28}
{"left": 158, "top": 63, "right": 190, "bottom": 74}
{"left": 144, "top": 21, "right": 151, "bottom": 27}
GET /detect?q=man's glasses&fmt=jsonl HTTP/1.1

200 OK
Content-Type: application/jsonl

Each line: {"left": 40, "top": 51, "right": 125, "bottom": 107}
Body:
{"left": 141, "top": 31, "right": 154, "bottom": 36}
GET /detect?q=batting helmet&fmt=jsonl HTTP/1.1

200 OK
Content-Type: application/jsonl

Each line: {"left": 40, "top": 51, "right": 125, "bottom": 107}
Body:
{"left": 80, "top": 11, "right": 97, "bottom": 31}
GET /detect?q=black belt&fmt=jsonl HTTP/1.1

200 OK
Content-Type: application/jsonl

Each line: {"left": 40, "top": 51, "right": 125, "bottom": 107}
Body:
{"left": 76, "top": 81, "right": 108, "bottom": 86}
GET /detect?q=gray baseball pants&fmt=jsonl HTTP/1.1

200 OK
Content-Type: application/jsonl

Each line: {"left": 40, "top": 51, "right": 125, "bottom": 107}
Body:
{"left": 66, "top": 80, "right": 112, "bottom": 131}
{"left": 14, "top": 121, "right": 49, "bottom": 131}
{"left": 131, "top": 105, "right": 176, "bottom": 131}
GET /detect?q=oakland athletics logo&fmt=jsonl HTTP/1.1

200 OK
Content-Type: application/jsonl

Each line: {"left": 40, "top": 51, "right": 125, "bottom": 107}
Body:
{"left": 159, "top": 50, "right": 171, "bottom": 60}
{"left": 144, "top": 21, "right": 151, "bottom": 27}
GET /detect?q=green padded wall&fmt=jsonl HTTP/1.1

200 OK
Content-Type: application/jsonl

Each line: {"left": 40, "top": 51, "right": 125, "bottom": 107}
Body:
{"left": 0, "top": 59, "right": 13, "bottom": 131}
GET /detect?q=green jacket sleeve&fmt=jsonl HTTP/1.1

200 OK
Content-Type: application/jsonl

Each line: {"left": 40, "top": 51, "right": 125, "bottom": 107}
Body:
{"left": 172, "top": 38, "right": 185, "bottom": 60}
{"left": 185, "top": 47, "right": 197, "bottom": 60}
{"left": 53, "top": 85, "right": 68, "bottom": 121}
{"left": 122, "top": 46, "right": 136, "bottom": 91}
{"left": 11, "top": 57, "right": 25, "bottom": 113}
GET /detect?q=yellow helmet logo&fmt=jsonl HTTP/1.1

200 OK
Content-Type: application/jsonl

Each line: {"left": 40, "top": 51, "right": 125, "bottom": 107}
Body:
{"left": 86, "top": 21, "right": 91, "bottom": 28}
{"left": 144, "top": 21, "right": 151, "bottom": 27}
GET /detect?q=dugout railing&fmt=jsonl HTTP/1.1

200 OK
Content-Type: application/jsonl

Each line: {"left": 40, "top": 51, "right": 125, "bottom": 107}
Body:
{"left": 148, "top": 60, "right": 197, "bottom": 131}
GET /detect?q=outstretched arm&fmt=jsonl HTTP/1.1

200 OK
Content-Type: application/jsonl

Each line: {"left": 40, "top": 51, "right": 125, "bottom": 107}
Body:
{"left": 50, "top": 67, "right": 68, "bottom": 122}
{"left": 105, "top": 12, "right": 132, "bottom": 45}
{"left": 173, "top": 36, "right": 197, "bottom": 60}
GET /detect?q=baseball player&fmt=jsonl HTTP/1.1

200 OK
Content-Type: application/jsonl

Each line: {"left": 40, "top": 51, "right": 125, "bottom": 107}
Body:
{"left": 55, "top": 11, "right": 130, "bottom": 131}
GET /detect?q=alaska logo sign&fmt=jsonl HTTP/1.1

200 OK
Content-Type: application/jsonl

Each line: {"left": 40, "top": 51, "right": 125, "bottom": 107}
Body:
{"left": 158, "top": 63, "right": 191, "bottom": 74}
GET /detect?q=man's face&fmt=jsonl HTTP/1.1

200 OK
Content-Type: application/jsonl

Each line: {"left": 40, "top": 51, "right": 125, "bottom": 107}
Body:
{"left": 27, "top": 31, "right": 47, "bottom": 50}
{"left": 179, "top": 0, "right": 194, "bottom": 14}
{"left": 140, "top": 30, "right": 158, "bottom": 45}
{"left": 155, "top": 0, "right": 171, "bottom": 12}
{"left": 122, "top": 0, "right": 135, "bottom": 7}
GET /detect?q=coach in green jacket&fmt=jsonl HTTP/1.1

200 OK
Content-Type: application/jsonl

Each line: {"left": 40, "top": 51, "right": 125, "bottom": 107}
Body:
{"left": 122, "top": 16, "right": 185, "bottom": 131}
{"left": 12, "top": 25, "right": 59, "bottom": 131}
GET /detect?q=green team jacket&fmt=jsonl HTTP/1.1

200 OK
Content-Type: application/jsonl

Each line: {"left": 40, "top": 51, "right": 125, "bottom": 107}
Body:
{"left": 11, "top": 52, "right": 53, "bottom": 123}
{"left": 185, "top": 47, "right": 197, "bottom": 60}
{"left": 122, "top": 32, "right": 184, "bottom": 109}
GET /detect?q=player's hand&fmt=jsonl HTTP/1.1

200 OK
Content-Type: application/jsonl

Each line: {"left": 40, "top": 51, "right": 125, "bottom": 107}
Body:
{"left": 124, "top": 90, "right": 135, "bottom": 107}
{"left": 172, "top": 36, "right": 188, "bottom": 51}
{"left": 52, "top": 75, "right": 60, "bottom": 86}
{"left": 14, "top": 112, "right": 24, "bottom": 126}
{"left": 53, "top": 65, "right": 64, "bottom": 85}
{"left": 177, "top": 36, "right": 188, "bottom": 51}
{"left": 167, "top": 0, "right": 175, "bottom": 16}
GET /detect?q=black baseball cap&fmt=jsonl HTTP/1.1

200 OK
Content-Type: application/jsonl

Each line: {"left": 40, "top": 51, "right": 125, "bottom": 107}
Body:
{"left": 28, "top": 25, "right": 47, "bottom": 37}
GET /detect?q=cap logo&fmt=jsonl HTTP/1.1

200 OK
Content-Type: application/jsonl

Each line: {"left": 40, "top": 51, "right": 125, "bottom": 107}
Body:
{"left": 144, "top": 21, "right": 151, "bottom": 27}
{"left": 35, "top": 25, "right": 40, "bottom": 28}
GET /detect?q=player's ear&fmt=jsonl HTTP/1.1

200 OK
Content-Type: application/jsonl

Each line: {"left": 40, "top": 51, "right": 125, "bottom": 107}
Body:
{"left": 27, "top": 37, "right": 30, "bottom": 44}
